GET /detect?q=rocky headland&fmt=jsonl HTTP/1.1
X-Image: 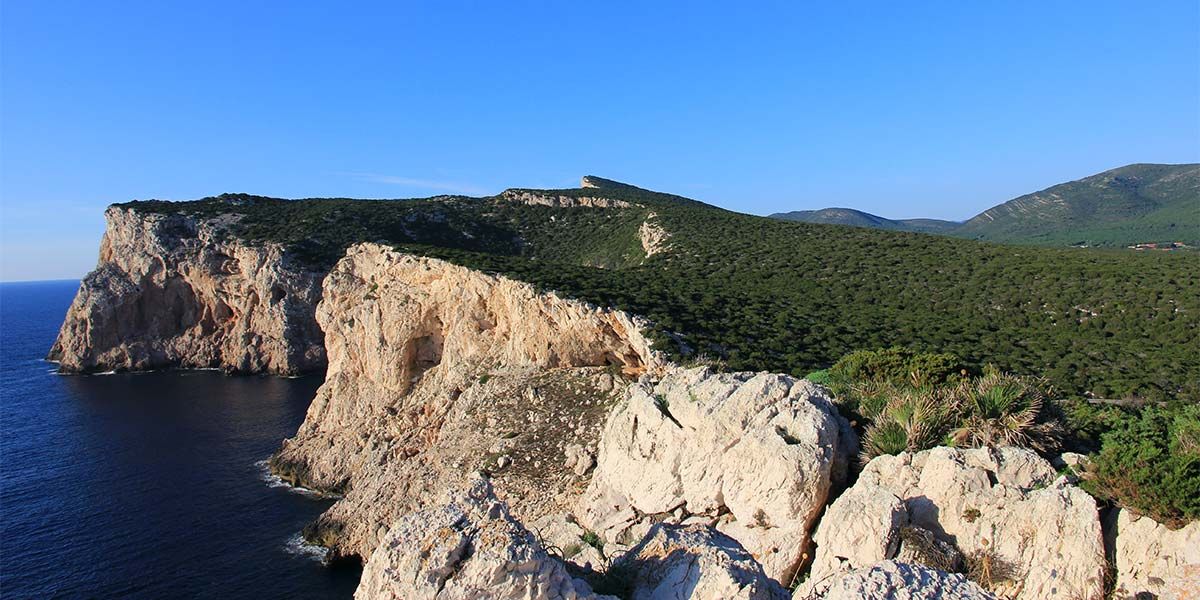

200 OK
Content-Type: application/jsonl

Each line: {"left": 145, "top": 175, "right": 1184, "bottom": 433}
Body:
{"left": 49, "top": 206, "right": 325, "bottom": 374}
{"left": 54, "top": 204, "right": 1200, "bottom": 599}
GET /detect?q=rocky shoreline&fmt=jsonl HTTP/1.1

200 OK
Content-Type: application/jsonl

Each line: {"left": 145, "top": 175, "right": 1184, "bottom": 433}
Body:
{"left": 53, "top": 209, "right": 1199, "bottom": 599}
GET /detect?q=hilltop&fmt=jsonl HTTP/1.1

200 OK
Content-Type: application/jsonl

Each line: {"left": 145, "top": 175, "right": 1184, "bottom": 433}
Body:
{"left": 769, "top": 207, "right": 959, "bottom": 234}
{"left": 770, "top": 163, "right": 1200, "bottom": 247}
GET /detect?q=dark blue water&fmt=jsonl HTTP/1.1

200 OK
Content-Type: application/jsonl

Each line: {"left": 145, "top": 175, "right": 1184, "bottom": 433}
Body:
{"left": 0, "top": 280, "right": 359, "bottom": 599}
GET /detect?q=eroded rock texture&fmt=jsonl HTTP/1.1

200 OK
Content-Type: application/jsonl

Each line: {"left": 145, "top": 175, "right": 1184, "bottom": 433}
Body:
{"left": 799, "top": 447, "right": 1106, "bottom": 600}
{"left": 577, "top": 367, "right": 856, "bottom": 584}
{"left": 355, "top": 476, "right": 614, "bottom": 600}
{"left": 612, "top": 524, "right": 791, "bottom": 600}
{"left": 1111, "top": 509, "right": 1200, "bottom": 600}
{"left": 271, "top": 244, "right": 664, "bottom": 561}
{"left": 812, "top": 560, "right": 995, "bottom": 600}
{"left": 50, "top": 207, "right": 325, "bottom": 374}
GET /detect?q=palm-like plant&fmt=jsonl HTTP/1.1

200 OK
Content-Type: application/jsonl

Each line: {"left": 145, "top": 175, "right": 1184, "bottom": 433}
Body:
{"left": 947, "top": 372, "right": 1063, "bottom": 453}
{"left": 860, "top": 388, "right": 953, "bottom": 462}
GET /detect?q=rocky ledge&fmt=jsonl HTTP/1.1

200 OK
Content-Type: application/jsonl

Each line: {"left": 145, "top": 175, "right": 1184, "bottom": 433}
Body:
{"left": 49, "top": 206, "right": 325, "bottom": 374}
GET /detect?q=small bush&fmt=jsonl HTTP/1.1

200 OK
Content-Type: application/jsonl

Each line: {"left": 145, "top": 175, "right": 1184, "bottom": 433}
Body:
{"left": 580, "top": 529, "right": 604, "bottom": 552}
{"left": 946, "top": 372, "right": 1064, "bottom": 453}
{"left": 860, "top": 389, "right": 954, "bottom": 462}
{"left": 828, "top": 347, "right": 965, "bottom": 393}
{"left": 804, "top": 369, "right": 831, "bottom": 386}
{"left": 1083, "top": 404, "right": 1200, "bottom": 528}
{"left": 964, "top": 546, "right": 1018, "bottom": 592}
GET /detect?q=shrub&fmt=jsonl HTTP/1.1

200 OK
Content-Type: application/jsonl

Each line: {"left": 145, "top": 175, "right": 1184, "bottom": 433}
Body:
{"left": 828, "top": 347, "right": 965, "bottom": 393}
{"left": 860, "top": 389, "right": 953, "bottom": 462}
{"left": 1083, "top": 404, "right": 1200, "bottom": 528}
{"left": 804, "top": 369, "right": 831, "bottom": 386}
{"left": 827, "top": 348, "right": 966, "bottom": 421}
{"left": 946, "top": 372, "right": 1064, "bottom": 453}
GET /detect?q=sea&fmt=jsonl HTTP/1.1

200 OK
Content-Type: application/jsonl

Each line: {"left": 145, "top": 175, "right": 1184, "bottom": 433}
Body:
{"left": 0, "top": 280, "right": 361, "bottom": 599}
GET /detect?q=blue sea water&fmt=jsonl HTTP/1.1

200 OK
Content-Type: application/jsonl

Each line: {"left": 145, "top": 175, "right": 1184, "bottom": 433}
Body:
{"left": 0, "top": 280, "right": 360, "bottom": 599}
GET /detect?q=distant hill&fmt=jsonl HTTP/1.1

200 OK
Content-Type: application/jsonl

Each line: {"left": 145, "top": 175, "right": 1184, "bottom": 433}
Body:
{"left": 769, "top": 208, "right": 959, "bottom": 234}
{"left": 769, "top": 163, "right": 1200, "bottom": 247}
{"left": 955, "top": 163, "right": 1200, "bottom": 246}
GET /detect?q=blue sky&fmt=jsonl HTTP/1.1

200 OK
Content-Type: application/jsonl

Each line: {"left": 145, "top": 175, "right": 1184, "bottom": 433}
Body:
{"left": 2, "top": 1, "right": 1197, "bottom": 281}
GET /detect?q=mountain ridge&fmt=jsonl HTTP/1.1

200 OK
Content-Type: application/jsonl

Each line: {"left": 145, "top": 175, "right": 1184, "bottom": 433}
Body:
{"left": 769, "top": 163, "right": 1200, "bottom": 247}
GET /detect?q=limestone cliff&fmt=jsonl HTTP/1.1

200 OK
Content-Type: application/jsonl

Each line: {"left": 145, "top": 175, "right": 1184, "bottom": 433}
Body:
{"left": 270, "top": 243, "right": 665, "bottom": 561}
{"left": 49, "top": 206, "right": 326, "bottom": 374}
{"left": 499, "top": 190, "right": 636, "bottom": 209}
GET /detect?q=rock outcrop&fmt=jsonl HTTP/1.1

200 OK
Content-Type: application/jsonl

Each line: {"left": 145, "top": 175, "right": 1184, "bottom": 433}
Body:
{"left": 638, "top": 213, "right": 670, "bottom": 257}
{"left": 577, "top": 367, "right": 856, "bottom": 584}
{"left": 355, "top": 477, "right": 793, "bottom": 600}
{"left": 1110, "top": 509, "right": 1200, "bottom": 600}
{"left": 49, "top": 206, "right": 325, "bottom": 374}
{"left": 500, "top": 190, "right": 635, "bottom": 209}
{"left": 810, "top": 561, "right": 995, "bottom": 600}
{"left": 271, "top": 243, "right": 664, "bottom": 561}
{"left": 611, "top": 524, "right": 791, "bottom": 600}
{"left": 356, "top": 476, "right": 614, "bottom": 600}
{"left": 799, "top": 447, "right": 1106, "bottom": 600}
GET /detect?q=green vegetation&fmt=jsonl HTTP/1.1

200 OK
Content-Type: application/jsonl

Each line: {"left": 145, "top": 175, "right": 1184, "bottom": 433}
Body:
{"left": 957, "top": 163, "right": 1200, "bottom": 247}
{"left": 580, "top": 529, "right": 604, "bottom": 552}
{"left": 122, "top": 175, "right": 1200, "bottom": 526}
{"left": 822, "top": 349, "right": 1063, "bottom": 462}
{"left": 770, "top": 207, "right": 959, "bottom": 234}
{"left": 1083, "top": 404, "right": 1200, "bottom": 527}
{"left": 770, "top": 163, "right": 1200, "bottom": 248}
{"left": 118, "top": 178, "right": 1199, "bottom": 405}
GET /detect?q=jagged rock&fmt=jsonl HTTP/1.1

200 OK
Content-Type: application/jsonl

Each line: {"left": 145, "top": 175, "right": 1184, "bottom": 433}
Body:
{"left": 50, "top": 207, "right": 325, "bottom": 374}
{"left": 355, "top": 476, "right": 614, "bottom": 600}
{"left": 577, "top": 367, "right": 857, "bottom": 583}
{"left": 611, "top": 524, "right": 791, "bottom": 600}
{"left": 564, "top": 444, "right": 596, "bottom": 476}
{"left": 800, "top": 447, "right": 1106, "bottom": 600}
{"left": 639, "top": 214, "right": 670, "bottom": 257}
{"left": 895, "top": 527, "right": 963, "bottom": 573}
{"left": 500, "top": 190, "right": 634, "bottom": 209}
{"left": 801, "top": 485, "right": 909, "bottom": 593}
{"left": 1111, "top": 509, "right": 1200, "bottom": 600}
{"left": 811, "top": 561, "right": 995, "bottom": 600}
{"left": 529, "top": 512, "right": 607, "bottom": 572}
{"left": 272, "top": 244, "right": 665, "bottom": 561}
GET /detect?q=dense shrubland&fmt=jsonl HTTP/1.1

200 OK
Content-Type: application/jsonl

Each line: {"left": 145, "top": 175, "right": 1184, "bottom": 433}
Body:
{"left": 814, "top": 347, "right": 1198, "bottom": 527}
{"left": 120, "top": 179, "right": 1200, "bottom": 525}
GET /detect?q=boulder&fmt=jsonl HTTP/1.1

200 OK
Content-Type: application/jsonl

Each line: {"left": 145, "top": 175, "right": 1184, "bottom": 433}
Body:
{"left": 1110, "top": 509, "right": 1200, "bottom": 600}
{"left": 355, "top": 476, "right": 614, "bottom": 600}
{"left": 812, "top": 560, "right": 995, "bottom": 600}
{"left": 577, "top": 366, "right": 857, "bottom": 583}
{"left": 610, "top": 524, "right": 791, "bottom": 600}
{"left": 800, "top": 447, "right": 1106, "bottom": 600}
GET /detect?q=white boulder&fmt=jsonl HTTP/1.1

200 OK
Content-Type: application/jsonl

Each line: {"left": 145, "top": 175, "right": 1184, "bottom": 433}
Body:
{"left": 577, "top": 366, "right": 856, "bottom": 583}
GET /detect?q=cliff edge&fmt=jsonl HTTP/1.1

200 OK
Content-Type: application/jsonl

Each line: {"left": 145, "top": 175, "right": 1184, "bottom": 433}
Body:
{"left": 49, "top": 206, "right": 326, "bottom": 375}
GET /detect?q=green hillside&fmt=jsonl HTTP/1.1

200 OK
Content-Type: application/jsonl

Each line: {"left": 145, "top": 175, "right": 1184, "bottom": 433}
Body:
{"left": 957, "top": 163, "right": 1200, "bottom": 246}
{"left": 769, "top": 163, "right": 1200, "bottom": 247}
{"left": 121, "top": 177, "right": 1200, "bottom": 405}
{"left": 769, "top": 208, "right": 959, "bottom": 234}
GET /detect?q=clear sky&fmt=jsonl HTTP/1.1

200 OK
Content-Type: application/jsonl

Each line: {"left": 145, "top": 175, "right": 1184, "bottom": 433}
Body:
{"left": 2, "top": 1, "right": 1198, "bottom": 281}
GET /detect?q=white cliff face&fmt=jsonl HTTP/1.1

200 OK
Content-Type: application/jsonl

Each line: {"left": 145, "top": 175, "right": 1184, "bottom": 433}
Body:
{"left": 1111, "top": 510, "right": 1200, "bottom": 600}
{"left": 500, "top": 190, "right": 635, "bottom": 209}
{"left": 49, "top": 206, "right": 325, "bottom": 375}
{"left": 271, "top": 243, "right": 665, "bottom": 561}
{"left": 577, "top": 367, "right": 857, "bottom": 585}
{"left": 800, "top": 447, "right": 1106, "bottom": 600}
